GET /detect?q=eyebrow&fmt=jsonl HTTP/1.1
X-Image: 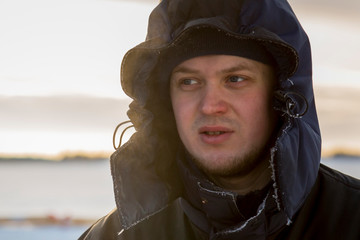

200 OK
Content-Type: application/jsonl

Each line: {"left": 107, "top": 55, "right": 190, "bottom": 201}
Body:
{"left": 171, "top": 66, "right": 200, "bottom": 75}
{"left": 171, "top": 62, "right": 254, "bottom": 76}
{"left": 220, "top": 64, "right": 253, "bottom": 74}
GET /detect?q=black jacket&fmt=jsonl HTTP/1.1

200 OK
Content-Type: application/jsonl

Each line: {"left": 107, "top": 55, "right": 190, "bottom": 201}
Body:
{"left": 80, "top": 0, "right": 360, "bottom": 239}
{"left": 80, "top": 165, "right": 360, "bottom": 239}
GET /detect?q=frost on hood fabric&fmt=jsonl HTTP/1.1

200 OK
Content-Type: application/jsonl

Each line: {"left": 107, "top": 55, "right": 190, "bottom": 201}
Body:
{"left": 110, "top": 0, "right": 321, "bottom": 230}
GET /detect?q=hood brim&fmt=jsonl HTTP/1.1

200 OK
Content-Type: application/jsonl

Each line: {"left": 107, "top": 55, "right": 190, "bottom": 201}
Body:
{"left": 121, "top": 24, "right": 299, "bottom": 100}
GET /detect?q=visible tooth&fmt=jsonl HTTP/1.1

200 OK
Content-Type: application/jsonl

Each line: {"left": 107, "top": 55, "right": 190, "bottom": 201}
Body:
{"left": 207, "top": 131, "right": 222, "bottom": 135}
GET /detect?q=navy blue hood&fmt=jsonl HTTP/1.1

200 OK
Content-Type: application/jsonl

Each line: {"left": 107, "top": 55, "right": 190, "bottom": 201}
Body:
{"left": 111, "top": 0, "right": 321, "bottom": 230}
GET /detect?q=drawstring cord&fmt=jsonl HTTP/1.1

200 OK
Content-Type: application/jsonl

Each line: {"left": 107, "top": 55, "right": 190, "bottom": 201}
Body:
{"left": 113, "top": 120, "right": 134, "bottom": 150}
{"left": 274, "top": 90, "right": 308, "bottom": 118}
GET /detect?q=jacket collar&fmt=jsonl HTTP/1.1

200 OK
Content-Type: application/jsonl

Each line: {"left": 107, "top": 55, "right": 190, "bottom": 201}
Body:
{"left": 177, "top": 150, "right": 288, "bottom": 238}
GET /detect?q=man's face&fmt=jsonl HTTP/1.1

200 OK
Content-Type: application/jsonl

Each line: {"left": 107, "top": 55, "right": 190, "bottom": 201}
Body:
{"left": 170, "top": 55, "right": 277, "bottom": 177}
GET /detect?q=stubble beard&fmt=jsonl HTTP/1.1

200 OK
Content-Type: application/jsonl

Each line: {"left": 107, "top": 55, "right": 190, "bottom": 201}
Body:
{"left": 186, "top": 115, "right": 272, "bottom": 179}
{"left": 190, "top": 116, "right": 266, "bottom": 178}
{"left": 190, "top": 145, "right": 268, "bottom": 179}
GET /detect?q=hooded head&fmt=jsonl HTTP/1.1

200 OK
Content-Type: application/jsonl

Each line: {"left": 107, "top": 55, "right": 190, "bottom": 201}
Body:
{"left": 112, "top": 0, "right": 321, "bottom": 230}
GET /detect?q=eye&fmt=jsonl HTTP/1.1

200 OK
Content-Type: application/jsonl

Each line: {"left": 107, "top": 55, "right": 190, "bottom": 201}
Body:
{"left": 181, "top": 78, "right": 198, "bottom": 85}
{"left": 172, "top": 77, "right": 201, "bottom": 91}
{"left": 228, "top": 75, "right": 245, "bottom": 83}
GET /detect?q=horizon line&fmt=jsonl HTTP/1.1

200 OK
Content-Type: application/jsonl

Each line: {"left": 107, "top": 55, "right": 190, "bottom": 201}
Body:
{"left": 1, "top": 147, "right": 360, "bottom": 161}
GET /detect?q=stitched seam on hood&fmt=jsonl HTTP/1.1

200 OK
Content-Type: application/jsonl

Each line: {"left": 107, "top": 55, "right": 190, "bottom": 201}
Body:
{"left": 270, "top": 115, "right": 292, "bottom": 214}
{"left": 110, "top": 150, "right": 128, "bottom": 229}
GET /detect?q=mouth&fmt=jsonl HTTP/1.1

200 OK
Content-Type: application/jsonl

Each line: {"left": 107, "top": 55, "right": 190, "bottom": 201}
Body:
{"left": 202, "top": 131, "right": 227, "bottom": 136}
{"left": 198, "top": 126, "right": 233, "bottom": 144}
{"left": 199, "top": 126, "right": 232, "bottom": 134}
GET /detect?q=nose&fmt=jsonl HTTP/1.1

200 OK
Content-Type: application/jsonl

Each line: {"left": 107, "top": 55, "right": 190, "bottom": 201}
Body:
{"left": 200, "top": 85, "right": 228, "bottom": 115}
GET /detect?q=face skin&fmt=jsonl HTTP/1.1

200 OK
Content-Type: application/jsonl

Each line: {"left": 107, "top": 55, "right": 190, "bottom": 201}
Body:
{"left": 170, "top": 55, "right": 278, "bottom": 193}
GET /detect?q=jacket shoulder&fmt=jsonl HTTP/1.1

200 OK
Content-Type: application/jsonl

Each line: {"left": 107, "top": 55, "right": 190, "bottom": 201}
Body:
{"left": 319, "top": 163, "right": 360, "bottom": 190}
{"left": 78, "top": 199, "right": 199, "bottom": 240}
{"left": 119, "top": 198, "right": 198, "bottom": 239}
{"left": 283, "top": 164, "right": 360, "bottom": 239}
{"left": 78, "top": 208, "right": 122, "bottom": 240}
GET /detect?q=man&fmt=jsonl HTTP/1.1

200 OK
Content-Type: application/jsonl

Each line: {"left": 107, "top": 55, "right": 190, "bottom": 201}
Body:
{"left": 80, "top": 0, "right": 360, "bottom": 239}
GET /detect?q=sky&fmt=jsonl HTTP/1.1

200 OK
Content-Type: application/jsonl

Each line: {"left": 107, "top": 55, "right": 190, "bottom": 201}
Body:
{"left": 0, "top": 0, "right": 151, "bottom": 98}
{"left": 0, "top": 0, "right": 359, "bottom": 157}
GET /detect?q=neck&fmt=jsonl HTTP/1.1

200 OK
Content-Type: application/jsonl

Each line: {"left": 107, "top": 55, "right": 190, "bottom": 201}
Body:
{"left": 208, "top": 158, "right": 271, "bottom": 195}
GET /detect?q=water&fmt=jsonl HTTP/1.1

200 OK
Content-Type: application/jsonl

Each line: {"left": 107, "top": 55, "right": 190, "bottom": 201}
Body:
{"left": 321, "top": 156, "right": 360, "bottom": 178}
{"left": 0, "top": 159, "right": 115, "bottom": 239}
{"left": 0, "top": 225, "right": 88, "bottom": 240}
{"left": 0, "top": 157, "right": 359, "bottom": 239}
{"left": 0, "top": 159, "right": 115, "bottom": 220}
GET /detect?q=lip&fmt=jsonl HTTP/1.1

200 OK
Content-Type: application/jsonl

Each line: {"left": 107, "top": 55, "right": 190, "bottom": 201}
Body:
{"left": 198, "top": 126, "right": 233, "bottom": 145}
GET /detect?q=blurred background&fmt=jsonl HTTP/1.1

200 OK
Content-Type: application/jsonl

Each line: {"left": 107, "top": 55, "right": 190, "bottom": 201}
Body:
{"left": 0, "top": 0, "right": 359, "bottom": 239}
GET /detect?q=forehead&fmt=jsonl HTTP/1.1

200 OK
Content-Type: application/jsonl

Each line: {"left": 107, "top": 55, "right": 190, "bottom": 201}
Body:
{"left": 171, "top": 55, "right": 275, "bottom": 78}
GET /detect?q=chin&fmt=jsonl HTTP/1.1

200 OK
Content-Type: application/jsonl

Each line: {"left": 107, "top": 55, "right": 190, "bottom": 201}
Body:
{"left": 192, "top": 148, "right": 266, "bottom": 177}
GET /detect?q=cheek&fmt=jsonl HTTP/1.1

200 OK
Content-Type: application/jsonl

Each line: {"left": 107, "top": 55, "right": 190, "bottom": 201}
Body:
{"left": 171, "top": 99, "right": 197, "bottom": 147}
{"left": 241, "top": 90, "right": 275, "bottom": 130}
{"left": 171, "top": 95, "right": 183, "bottom": 121}
{"left": 171, "top": 94, "right": 194, "bottom": 131}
